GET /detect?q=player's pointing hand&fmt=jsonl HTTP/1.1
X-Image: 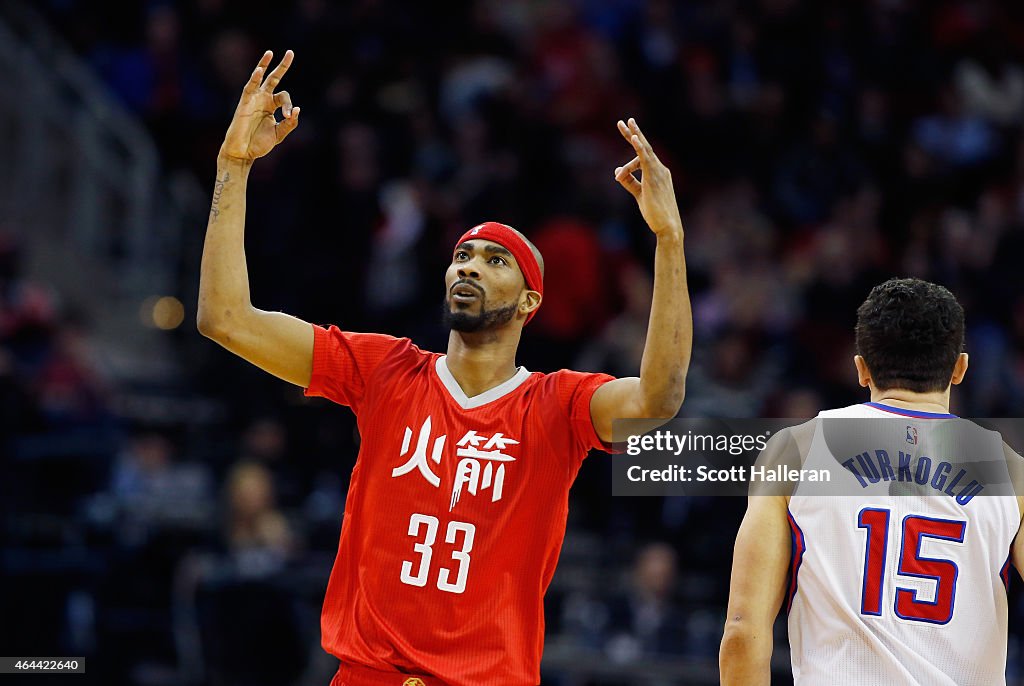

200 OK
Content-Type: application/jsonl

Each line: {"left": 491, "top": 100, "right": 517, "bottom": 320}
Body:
{"left": 220, "top": 50, "right": 301, "bottom": 163}
{"left": 614, "top": 118, "right": 683, "bottom": 237}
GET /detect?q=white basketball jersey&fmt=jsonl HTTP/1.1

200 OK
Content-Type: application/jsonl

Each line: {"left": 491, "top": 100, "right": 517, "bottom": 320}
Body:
{"left": 787, "top": 402, "right": 1020, "bottom": 686}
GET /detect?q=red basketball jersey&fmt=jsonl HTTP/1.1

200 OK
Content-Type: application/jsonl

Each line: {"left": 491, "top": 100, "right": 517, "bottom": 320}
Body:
{"left": 303, "top": 324, "right": 615, "bottom": 686}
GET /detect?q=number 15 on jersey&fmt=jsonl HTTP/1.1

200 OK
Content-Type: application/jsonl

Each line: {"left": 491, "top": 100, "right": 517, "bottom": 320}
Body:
{"left": 858, "top": 507, "right": 967, "bottom": 624}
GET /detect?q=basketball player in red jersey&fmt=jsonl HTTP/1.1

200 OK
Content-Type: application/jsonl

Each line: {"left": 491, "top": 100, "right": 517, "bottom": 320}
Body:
{"left": 197, "top": 50, "right": 692, "bottom": 686}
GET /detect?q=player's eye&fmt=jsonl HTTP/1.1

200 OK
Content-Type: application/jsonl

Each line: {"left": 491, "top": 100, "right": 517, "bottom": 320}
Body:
{"left": 455, "top": 251, "right": 468, "bottom": 261}
{"left": 489, "top": 256, "right": 507, "bottom": 266}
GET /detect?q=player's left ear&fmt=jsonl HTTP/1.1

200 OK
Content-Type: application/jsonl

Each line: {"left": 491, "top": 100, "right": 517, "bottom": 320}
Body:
{"left": 950, "top": 352, "right": 969, "bottom": 386}
{"left": 520, "top": 290, "right": 542, "bottom": 317}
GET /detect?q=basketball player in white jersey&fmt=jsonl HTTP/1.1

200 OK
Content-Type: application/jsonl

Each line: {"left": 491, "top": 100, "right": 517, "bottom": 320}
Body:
{"left": 720, "top": 278, "right": 1024, "bottom": 685}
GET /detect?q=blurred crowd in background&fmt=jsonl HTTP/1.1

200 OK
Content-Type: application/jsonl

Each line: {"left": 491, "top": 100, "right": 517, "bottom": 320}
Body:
{"left": 6, "top": 0, "right": 1024, "bottom": 684}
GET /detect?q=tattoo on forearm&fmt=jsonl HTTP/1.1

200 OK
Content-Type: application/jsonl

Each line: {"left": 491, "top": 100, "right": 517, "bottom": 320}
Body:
{"left": 210, "top": 171, "right": 230, "bottom": 223}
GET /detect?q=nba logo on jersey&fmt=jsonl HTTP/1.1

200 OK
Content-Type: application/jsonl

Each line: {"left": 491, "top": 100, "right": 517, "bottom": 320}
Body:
{"left": 906, "top": 425, "right": 917, "bottom": 444}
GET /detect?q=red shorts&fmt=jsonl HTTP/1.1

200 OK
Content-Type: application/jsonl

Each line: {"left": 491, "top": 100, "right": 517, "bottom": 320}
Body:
{"left": 330, "top": 662, "right": 445, "bottom": 686}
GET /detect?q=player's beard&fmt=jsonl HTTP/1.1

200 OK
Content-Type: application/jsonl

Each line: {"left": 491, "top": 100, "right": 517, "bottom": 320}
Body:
{"left": 442, "top": 296, "right": 518, "bottom": 332}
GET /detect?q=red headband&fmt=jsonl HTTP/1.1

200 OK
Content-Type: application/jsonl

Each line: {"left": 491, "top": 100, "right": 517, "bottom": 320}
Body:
{"left": 455, "top": 222, "right": 543, "bottom": 324}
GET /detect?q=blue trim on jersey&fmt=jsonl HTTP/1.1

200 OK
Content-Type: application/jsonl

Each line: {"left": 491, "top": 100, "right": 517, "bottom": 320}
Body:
{"left": 1001, "top": 554, "right": 1012, "bottom": 591}
{"left": 863, "top": 402, "right": 957, "bottom": 419}
{"left": 786, "top": 509, "right": 806, "bottom": 613}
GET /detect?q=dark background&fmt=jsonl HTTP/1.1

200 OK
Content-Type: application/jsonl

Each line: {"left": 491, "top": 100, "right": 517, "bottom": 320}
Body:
{"left": 4, "top": 0, "right": 1024, "bottom": 684}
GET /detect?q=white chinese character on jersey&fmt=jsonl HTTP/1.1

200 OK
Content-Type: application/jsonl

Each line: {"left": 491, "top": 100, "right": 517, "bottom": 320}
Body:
{"left": 450, "top": 431, "right": 517, "bottom": 511}
{"left": 392, "top": 416, "right": 446, "bottom": 487}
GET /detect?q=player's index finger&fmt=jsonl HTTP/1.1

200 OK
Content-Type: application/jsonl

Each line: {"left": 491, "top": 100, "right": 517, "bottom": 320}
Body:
{"left": 619, "top": 155, "right": 641, "bottom": 173}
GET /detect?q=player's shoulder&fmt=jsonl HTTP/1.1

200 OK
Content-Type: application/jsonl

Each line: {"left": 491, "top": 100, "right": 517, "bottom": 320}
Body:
{"left": 1001, "top": 439, "right": 1024, "bottom": 504}
{"left": 816, "top": 403, "right": 875, "bottom": 418}
{"left": 1004, "top": 441, "right": 1024, "bottom": 465}
{"left": 318, "top": 324, "right": 401, "bottom": 345}
{"left": 763, "top": 418, "right": 817, "bottom": 450}
{"left": 528, "top": 368, "right": 615, "bottom": 400}
{"left": 384, "top": 336, "right": 438, "bottom": 372}
{"left": 321, "top": 325, "right": 432, "bottom": 358}
{"left": 751, "top": 419, "right": 817, "bottom": 497}
{"left": 532, "top": 367, "right": 604, "bottom": 382}
{"left": 397, "top": 335, "right": 433, "bottom": 358}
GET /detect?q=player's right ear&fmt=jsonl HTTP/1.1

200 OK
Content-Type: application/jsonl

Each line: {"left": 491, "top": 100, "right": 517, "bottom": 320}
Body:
{"left": 853, "top": 355, "right": 872, "bottom": 388}
{"left": 950, "top": 352, "right": 969, "bottom": 386}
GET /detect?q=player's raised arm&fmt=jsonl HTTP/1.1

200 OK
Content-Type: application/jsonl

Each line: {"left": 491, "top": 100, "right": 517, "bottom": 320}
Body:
{"left": 589, "top": 118, "right": 692, "bottom": 442}
{"left": 720, "top": 494, "right": 791, "bottom": 686}
{"left": 196, "top": 50, "right": 314, "bottom": 388}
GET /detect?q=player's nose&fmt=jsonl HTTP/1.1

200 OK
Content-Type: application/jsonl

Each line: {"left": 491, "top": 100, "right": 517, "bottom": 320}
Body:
{"left": 457, "top": 262, "right": 480, "bottom": 280}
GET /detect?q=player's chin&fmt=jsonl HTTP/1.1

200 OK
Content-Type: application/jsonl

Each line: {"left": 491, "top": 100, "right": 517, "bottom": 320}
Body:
{"left": 446, "top": 297, "right": 481, "bottom": 312}
{"left": 442, "top": 300, "right": 484, "bottom": 331}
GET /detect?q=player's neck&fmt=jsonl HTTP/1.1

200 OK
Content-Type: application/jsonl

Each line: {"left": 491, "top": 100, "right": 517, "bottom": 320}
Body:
{"left": 869, "top": 387, "right": 951, "bottom": 414}
{"left": 445, "top": 330, "right": 521, "bottom": 398}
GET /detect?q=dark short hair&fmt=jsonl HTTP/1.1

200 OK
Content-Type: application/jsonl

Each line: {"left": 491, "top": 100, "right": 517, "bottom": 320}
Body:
{"left": 855, "top": 278, "right": 965, "bottom": 393}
